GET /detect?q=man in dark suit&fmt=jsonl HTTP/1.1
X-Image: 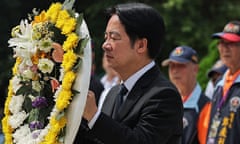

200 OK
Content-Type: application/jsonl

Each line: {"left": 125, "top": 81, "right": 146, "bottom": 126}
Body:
{"left": 75, "top": 2, "right": 183, "bottom": 144}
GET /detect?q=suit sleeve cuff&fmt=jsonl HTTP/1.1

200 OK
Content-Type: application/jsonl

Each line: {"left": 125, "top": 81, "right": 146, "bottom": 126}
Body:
{"left": 88, "top": 108, "right": 101, "bottom": 129}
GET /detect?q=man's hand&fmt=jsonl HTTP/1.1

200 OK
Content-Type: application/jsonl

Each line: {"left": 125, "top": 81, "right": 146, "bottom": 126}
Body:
{"left": 83, "top": 91, "right": 98, "bottom": 122}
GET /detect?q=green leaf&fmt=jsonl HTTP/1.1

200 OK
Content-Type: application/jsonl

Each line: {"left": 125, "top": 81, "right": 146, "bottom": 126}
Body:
{"left": 72, "top": 58, "right": 82, "bottom": 72}
{"left": 74, "top": 37, "right": 89, "bottom": 58}
{"left": 28, "top": 108, "right": 39, "bottom": 122}
{"left": 16, "top": 84, "right": 31, "bottom": 96}
{"left": 39, "top": 105, "right": 53, "bottom": 121}
{"left": 56, "top": 111, "right": 65, "bottom": 120}
{"left": 79, "top": 38, "right": 89, "bottom": 55}
{"left": 72, "top": 89, "right": 80, "bottom": 95}
{"left": 58, "top": 126, "right": 66, "bottom": 142}
{"left": 48, "top": 24, "right": 66, "bottom": 45}
{"left": 22, "top": 96, "right": 33, "bottom": 113}
{"left": 76, "top": 13, "right": 83, "bottom": 34}
{"left": 62, "top": 0, "right": 76, "bottom": 10}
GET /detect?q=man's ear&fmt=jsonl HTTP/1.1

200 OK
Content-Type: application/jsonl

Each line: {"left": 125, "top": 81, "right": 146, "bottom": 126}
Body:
{"left": 136, "top": 38, "right": 147, "bottom": 53}
{"left": 193, "top": 64, "right": 199, "bottom": 75}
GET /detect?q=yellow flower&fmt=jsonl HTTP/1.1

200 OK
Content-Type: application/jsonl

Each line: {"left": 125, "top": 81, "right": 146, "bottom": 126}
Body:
{"left": 2, "top": 116, "right": 13, "bottom": 133}
{"left": 56, "top": 90, "right": 72, "bottom": 111}
{"left": 46, "top": 3, "right": 62, "bottom": 23}
{"left": 50, "top": 116, "right": 67, "bottom": 131}
{"left": 44, "top": 116, "right": 67, "bottom": 143}
{"left": 4, "top": 96, "right": 11, "bottom": 115}
{"left": 33, "top": 11, "right": 47, "bottom": 25}
{"left": 58, "top": 116, "right": 67, "bottom": 128}
{"left": 2, "top": 116, "right": 14, "bottom": 144}
{"left": 4, "top": 133, "right": 13, "bottom": 144}
{"left": 62, "top": 71, "right": 76, "bottom": 90}
{"left": 12, "top": 57, "right": 21, "bottom": 75}
{"left": 11, "top": 25, "right": 20, "bottom": 38}
{"left": 62, "top": 50, "right": 78, "bottom": 71}
{"left": 55, "top": 10, "right": 70, "bottom": 29}
{"left": 61, "top": 18, "right": 77, "bottom": 34}
{"left": 43, "top": 130, "right": 58, "bottom": 144}
{"left": 4, "top": 80, "right": 13, "bottom": 115}
{"left": 63, "top": 33, "right": 79, "bottom": 51}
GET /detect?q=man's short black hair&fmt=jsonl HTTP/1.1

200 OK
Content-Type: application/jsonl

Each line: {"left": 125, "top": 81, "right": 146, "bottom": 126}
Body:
{"left": 105, "top": 2, "right": 165, "bottom": 59}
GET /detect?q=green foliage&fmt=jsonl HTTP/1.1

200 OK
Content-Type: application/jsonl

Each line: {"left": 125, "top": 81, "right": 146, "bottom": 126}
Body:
{"left": 197, "top": 40, "right": 219, "bottom": 89}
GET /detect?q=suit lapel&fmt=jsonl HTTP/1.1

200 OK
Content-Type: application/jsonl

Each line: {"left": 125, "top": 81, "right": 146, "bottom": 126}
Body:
{"left": 116, "top": 65, "right": 161, "bottom": 121}
{"left": 101, "top": 85, "right": 119, "bottom": 116}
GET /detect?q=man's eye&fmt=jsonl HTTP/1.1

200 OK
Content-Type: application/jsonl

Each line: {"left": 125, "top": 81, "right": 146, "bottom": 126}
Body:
{"left": 110, "top": 36, "right": 118, "bottom": 40}
{"left": 110, "top": 34, "right": 121, "bottom": 40}
{"left": 104, "top": 32, "right": 121, "bottom": 41}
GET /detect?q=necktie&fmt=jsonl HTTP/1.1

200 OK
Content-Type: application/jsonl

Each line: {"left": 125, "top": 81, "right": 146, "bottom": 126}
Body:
{"left": 115, "top": 84, "right": 128, "bottom": 115}
{"left": 117, "top": 84, "right": 128, "bottom": 107}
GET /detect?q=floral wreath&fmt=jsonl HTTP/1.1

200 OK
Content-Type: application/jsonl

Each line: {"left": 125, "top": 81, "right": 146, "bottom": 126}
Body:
{"left": 2, "top": 0, "right": 91, "bottom": 143}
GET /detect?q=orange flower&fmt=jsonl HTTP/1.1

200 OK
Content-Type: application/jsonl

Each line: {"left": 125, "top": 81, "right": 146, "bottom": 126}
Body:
{"left": 39, "top": 51, "right": 48, "bottom": 58}
{"left": 31, "top": 54, "right": 39, "bottom": 65}
{"left": 52, "top": 42, "right": 64, "bottom": 63}
{"left": 33, "top": 11, "right": 47, "bottom": 25}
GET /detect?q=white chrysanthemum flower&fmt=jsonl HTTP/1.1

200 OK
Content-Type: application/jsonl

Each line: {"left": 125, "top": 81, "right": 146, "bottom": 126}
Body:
{"left": 8, "top": 20, "right": 37, "bottom": 66}
{"left": 53, "top": 86, "right": 61, "bottom": 99}
{"left": 17, "top": 133, "right": 36, "bottom": 144}
{"left": 38, "top": 58, "right": 54, "bottom": 74}
{"left": 49, "top": 107, "right": 59, "bottom": 119}
{"left": 9, "top": 111, "right": 28, "bottom": 129}
{"left": 9, "top": 20, "right": 34, "bottom": 48}
{"left": 32, "top": 80, "right": 42, "bottom": 92}
{"left": 15, "top": 129, "right": 41, "bottom": 144}
{"left": 12, "top": 76, "right": 22, "bottom": 94}
{"left": 9, "top": 95, "right": 25, "bottom": 114}
{"left": 59, "top": 68, "right": 64, "bottom": 81}
{"left": 36, "top": 125, "right": 50, "bottom": 143}
{"left": 12, "top": 124, "right": 31, "bottom": 143}
{"left": 14, "top": 48, "right": 34, "bottom": 66}
{"left": 22, "top": 69, "right": 34, "bottom": 80}
{"left": 38, "top": 38, "right": 53, "bottom": 53}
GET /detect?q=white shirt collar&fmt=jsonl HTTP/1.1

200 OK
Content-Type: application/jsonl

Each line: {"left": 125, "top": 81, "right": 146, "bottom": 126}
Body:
{"left": 123, "top": 61, "right": 155, "bottom": 92}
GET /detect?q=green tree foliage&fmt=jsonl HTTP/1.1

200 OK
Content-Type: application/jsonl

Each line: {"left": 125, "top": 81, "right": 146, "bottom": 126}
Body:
{"left": 197, "top": 40, "right": 219, "bottom": 89}
{"left": 153, "top": 0, "right": 240, "bottom": 89}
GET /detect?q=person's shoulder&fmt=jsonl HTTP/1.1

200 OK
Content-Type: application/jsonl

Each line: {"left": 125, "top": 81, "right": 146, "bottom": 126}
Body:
{"left": 198, "top": 92, "right": 210, "bottom": 111}
{"left": 90, "top": 75, "right": 103, "bottom": 87}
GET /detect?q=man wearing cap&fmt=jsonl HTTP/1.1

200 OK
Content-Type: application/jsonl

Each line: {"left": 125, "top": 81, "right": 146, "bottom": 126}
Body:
{"left": 205, "top": 21, "right": 240, "bottom": 144}
{"left": 205, "top": 60, "right": 227, "bottom": 99}
{"left": 162, "top": 46, "right": 210, "bottom": 144}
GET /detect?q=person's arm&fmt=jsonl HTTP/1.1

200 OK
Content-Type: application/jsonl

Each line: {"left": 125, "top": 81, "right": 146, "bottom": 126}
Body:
{"left": 90, "top": 88, "right": 183, "bottom": 144}
{"left": 83, "top": 91, "right": 98, "bottom": 125}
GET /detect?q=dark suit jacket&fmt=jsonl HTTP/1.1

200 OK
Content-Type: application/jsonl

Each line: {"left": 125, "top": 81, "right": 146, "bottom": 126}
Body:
{"left": 74, "top": 65, "right": 183, "bottom": 144}
{"left": 90, "top": 75, "right": 104, "bottom": 105}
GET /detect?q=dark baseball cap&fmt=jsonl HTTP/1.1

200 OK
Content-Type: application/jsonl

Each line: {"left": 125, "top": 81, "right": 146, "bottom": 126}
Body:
{"left": 212, "top": 21, "right": 240, "bottom": 42}
{"left": 161, "top": 45, "right": 198, "bottom": 66}
{"left": 207, "top": 60, "right": 227, "bottom": 78}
